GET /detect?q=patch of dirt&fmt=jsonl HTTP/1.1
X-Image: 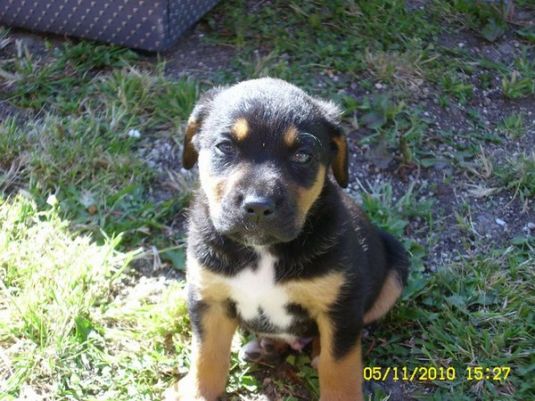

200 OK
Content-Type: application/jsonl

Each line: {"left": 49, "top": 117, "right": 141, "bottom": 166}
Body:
{"left": 159, "top": 26, "right": 237, "bottom": 80}
{"left": 346, "top": 107, "right": 534, "bottom": 265}
{"left": 0, "top": 28, "right": 65, "bottom": 60}
{"left": 0, "top": 100, "right": 25, "bottom": 122}
{"left": 343, "top": 15, "right": 535, "bottom": 269}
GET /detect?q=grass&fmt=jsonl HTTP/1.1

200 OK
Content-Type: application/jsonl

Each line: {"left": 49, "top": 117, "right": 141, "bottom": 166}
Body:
{"left": 495, "top": 152, "right": 535, "bottom": 201}
{"left": 1, "top": 42, "right": 198, "bottom": 251}
{"left": 358, "top": 180, "right": 432, "bottom": 272}
{"left": 207, "top": 0, "right": 437, "bottom": 90}
{"left": 374, "top": 241, "right": 535, "bottom": 401}
{"left": 498, "top": 112, "right": 525, "bottom": 139}
{"left": 501, "top": 55, "right": 535, "bottom": 99}
{"left": 0, "top": 196, "right": 192, "bottom": 400}
{"left": 1, "top": 0, "right": 534, "bottom": 400}
{"left": 434, "top": 0, "right": 512, "bottom": 42}
{"left": 2, "top": 196, "right": 532, "bottom": 401}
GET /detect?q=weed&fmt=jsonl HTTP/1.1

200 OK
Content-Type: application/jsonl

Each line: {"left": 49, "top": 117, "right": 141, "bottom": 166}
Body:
{"left": 516, "top": 25, "right": 535, "bottom": 43}
{"left": 358, "top": 96, "right": 430, "bottom": 165}
{"left": 359, "top": 95, "right": 406, "bottom": 131}
{"left": 502, "top": 71, "right": 535, "bottom": 98}
{"left": 358, "top": 180, "right": 433, "bottom": 272}
{"left": 502, "top": 55, "right": 535, "bottom": 99}
{"left": 208, "top": 0, "right": 436, "bottom": 90}
{"left": 435, "top": 0, "right": 512, "bottom": 41}
{"left": 498, "top": 112, "right": 525, "bottom": 138}
{"left": 440, "top": 72, "right": 474, "bottom": 104}
{"left": 364, "top": 47, "right": 434, "bottom": 90}
{"left": 495, "top": 152, "right": 535, "bottom": 200}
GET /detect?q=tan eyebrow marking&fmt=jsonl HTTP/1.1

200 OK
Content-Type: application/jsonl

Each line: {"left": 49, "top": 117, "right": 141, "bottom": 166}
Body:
{"left": 231, "top": 118, "right": 249, "bottom": 141}
{"left": 283, "top": 125, "right": 298, "bottom": 147}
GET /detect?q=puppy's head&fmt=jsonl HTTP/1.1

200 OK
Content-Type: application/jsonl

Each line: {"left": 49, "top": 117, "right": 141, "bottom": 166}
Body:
{"left": 183, "top": 78, "right": 348, "bottom": 246}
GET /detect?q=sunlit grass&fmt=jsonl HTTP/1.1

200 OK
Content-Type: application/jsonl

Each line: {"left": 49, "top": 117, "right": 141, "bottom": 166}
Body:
{"left": 0, "top": 196, "right": 191, "bottom": 400}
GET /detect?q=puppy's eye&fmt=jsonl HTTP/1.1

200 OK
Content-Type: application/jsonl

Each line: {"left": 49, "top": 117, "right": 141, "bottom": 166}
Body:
{"left": 291, "top": 151, "right": 312, "bottom": 164}
{"left": 215, "top": 140, "right": 235, "bottom": 155}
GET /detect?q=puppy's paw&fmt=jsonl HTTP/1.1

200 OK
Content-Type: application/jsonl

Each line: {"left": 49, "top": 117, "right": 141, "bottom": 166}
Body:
{"left": 239, "top": 336, "right": 290, "bottom": 364}
{"left": 163, "top": 375, "right": 211, "bottom": 401}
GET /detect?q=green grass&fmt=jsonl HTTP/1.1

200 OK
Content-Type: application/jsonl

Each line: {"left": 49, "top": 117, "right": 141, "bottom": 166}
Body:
{"left": 358, "top": 180, "right": 432, "bottom": 272}
{"left": 372, "top": 241, "right": 535, "bottom": 401}
{"left": 1, "top": 199, "right": 532, "bottom": 400}
{"left": 498, "top": 112, "right": 526, "bottom": 139}
{"left": 495, "top": 152, "right": 535, "bottom": 200}
{"left": 440, "top": 71, "right": 474, "bottom": 104}
{"left": 1, "top": 0, "right": 534, "bottom": 400}
{"left": 207, "top": 0, "right": 437, "bottom": 91}
{"left": 0, "top": 196, "right": 191, "bottom": 400}
{"left": 433, "top": 0, "right": 512, "bottom": 42}
{"left": 501, "top": 55, "right": 535, "bottom": 99}
{"left": 356, "top": 96, "right": 432, "bottom": 165}
{"left": 1, "top": 42, "right": 198, "bottom": 251}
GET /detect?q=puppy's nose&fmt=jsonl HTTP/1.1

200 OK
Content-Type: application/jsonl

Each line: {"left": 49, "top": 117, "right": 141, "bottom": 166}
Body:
{"left": 242, "top": 196, "right": 275, "bottom": 219}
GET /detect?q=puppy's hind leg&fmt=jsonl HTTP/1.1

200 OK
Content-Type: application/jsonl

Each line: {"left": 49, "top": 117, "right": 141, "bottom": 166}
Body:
{"left": 364, "top": 229, "right": 409, "bottom": 325}
{"left": 363, "top": 270, "right": 404, "bottom": 325}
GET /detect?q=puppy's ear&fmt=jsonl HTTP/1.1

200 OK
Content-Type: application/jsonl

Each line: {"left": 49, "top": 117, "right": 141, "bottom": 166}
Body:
{"left": 315, "top": 99, "right": 348, "bottom": 188}
{"left": 182, "top": 87, "right": 223, "bottom": 169}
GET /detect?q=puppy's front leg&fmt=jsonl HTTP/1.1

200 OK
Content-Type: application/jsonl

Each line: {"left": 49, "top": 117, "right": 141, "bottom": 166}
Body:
{"left": 165, "top": 300, "right": 237, "bottom": 401}
{"left": 316, "top": 314, "right": 363, "bottom": 401}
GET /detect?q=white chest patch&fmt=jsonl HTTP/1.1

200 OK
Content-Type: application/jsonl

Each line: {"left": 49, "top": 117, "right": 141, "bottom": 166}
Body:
{"left": 225, "top": 249, "right": 293, "bottom": 329}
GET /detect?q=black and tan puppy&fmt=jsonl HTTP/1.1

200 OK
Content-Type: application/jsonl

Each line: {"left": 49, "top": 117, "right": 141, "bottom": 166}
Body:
{"left": 165, "top": 78, "right": 409, "bottom": 401}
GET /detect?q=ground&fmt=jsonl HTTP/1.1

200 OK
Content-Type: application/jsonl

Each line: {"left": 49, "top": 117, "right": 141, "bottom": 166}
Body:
{"left": 0, "top": 1, "right": 534, "bottom": 400}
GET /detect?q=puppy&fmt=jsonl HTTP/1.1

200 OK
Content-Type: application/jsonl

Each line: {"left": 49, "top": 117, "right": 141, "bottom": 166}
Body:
{"left": 165, "top": 78, "right": 409, "bottom": 401}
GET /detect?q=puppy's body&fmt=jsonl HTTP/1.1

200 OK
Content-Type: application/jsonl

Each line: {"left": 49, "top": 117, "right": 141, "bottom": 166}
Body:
{"left": 166, "top": 78, "right": 409, "bottom": 401}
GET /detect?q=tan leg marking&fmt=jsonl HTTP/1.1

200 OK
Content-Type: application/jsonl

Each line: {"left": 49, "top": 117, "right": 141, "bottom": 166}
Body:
{"left": 286, "top": 274, "right": 363, "bottom": 400}
{"left": 166, "top": 257, "right": 235, "bottom": 401}
{"left": 231, "top": 118, "right": 249, "bottom": 141}
{"left": 295, "top": 165, "right": 326, "bottom": 225}
{"left": 311, "top": 336, "right": 321, "bottom": 369}
{"left": 317, "top": 314, "right": 363, "bottom": 401}
{"left": 363, "top": 270, "right": 403, "bottom": 325}
{"left": 165, "top": 304, "right": 237, "bottom": 401}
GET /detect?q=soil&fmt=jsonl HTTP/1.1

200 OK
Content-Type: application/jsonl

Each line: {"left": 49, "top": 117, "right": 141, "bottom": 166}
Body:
{"left": 0, "top": 100, "right": 24, "bottom": 123}
{"left": 159, "top": 28, "right": 237, "bottom": 80}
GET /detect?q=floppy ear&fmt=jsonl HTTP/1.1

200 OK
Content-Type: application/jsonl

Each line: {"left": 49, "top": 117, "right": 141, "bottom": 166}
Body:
{"left": 330, "top": 127, "right": 348, "bottom": 188}
{"left": 182, "top": 87, "right": 223, "bottom": 169}
{"left": 315, "top": 99, "right": 348, "bottom": 188}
